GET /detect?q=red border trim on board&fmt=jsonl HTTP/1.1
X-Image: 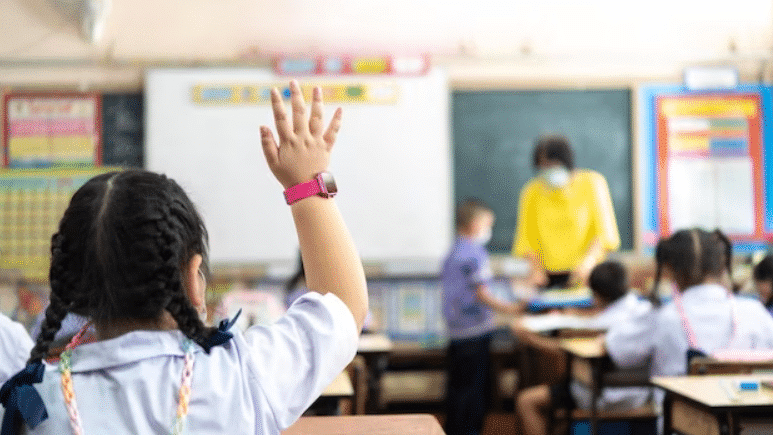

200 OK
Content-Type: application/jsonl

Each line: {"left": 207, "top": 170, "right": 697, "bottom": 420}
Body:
{"left": 655, "top": 93, "right": 768, "bottom": 241}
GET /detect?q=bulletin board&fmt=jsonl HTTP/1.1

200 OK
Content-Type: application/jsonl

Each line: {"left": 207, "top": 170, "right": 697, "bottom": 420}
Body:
{"left": 638, "top": 84, "right": 773, "bottom": 252}
{"left": 145, "top": 68, "right": 452, "bottom": 266}
{"left": 3, "top": 93, "right": 102, "bottom": 168}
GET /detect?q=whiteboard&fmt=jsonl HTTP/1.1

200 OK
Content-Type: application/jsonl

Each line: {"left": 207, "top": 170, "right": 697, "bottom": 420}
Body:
{"left": 146, "top": 68, "right": 452, "bottom": 265}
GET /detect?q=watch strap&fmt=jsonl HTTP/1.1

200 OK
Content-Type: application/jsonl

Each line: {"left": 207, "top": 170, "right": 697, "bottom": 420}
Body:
{"left": 284, "top": 177, "right": 323, "bottom": 205}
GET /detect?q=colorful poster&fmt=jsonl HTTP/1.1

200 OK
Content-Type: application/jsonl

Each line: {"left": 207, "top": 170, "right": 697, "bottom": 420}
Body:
{"left": 3, "top": 94, "right": 102, "bottom": 168}
{"left": 656, "top": 94, "right": 765, "bottom": 240}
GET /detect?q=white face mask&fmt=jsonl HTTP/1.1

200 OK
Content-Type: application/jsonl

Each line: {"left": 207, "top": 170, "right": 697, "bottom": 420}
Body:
{"left": 476, "top": 228, "right": 492, "bottom": 245}
{"left": 541, "top": 166, "right": 570, "bottom": 188}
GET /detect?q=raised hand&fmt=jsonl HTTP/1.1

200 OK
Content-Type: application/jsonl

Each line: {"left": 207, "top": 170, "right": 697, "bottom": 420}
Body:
{"left": 260, "top": 80, "right": 343, "bottom": 189}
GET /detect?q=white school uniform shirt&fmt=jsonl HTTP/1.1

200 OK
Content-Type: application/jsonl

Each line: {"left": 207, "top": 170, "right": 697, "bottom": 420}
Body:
{"left": 0, "top": 314, "right": 34, "bottom": 424}
{"left": 24, "top": 292, "right": 358, "bottom": 435}
{"left": 569, "top": 292, "right": 653, "bottom": 411}
{"left": 606, "top": 283, "right": 773, "bottom": 401}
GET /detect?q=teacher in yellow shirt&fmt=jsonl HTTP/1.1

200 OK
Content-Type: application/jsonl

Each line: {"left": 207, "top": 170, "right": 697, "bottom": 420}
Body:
{"left": 513, "top": 136, "right": 620, "bottom": 288}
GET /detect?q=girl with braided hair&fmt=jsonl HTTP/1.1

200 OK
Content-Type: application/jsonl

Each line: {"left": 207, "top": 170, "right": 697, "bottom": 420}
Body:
{"left": 605, "top": 228, "right": 773, "bottom": 403}
{"left": 1, "top": 81, "right": 367, "bottom": 435}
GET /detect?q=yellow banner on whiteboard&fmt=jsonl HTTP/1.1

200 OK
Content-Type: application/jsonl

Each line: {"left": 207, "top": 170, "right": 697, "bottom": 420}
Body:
{"left": 192, "top": 82, "right": 399, "bottom": 105}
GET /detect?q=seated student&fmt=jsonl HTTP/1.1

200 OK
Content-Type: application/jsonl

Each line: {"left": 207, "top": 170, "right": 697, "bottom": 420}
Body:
{"left": 753, "top": 254, "right": 773, "bottom": 317}
{"left": 606, "top": 229, "right": 773, "bottom": 398}
{"left": 0, "top": 313, "right": 33, "bottom": 423}
{"left": 442, "top": 198, "right": 523, "bottom": 435}
{"left": 0, "top": 81, "right": 368, "bottom": 434}
{"left": 516, "top": 261, "right": 652, "bottom": 435}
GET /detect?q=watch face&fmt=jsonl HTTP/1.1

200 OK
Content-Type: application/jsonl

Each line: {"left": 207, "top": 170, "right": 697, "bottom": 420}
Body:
{"left": 319, "top": 172, "right": 338, "bottom": 195}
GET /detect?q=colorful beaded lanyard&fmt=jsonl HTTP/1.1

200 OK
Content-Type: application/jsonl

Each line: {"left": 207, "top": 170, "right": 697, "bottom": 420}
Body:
{"left": 58, "top": 325, "right": 196, "bottom": 435}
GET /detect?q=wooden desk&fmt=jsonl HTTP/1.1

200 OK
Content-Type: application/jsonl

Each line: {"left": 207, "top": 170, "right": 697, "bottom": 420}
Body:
{"left": 357, "top": 333, "right": 394, "bottom": 412}
{"left": 653, "top": 375, "right": 773, "bottom": 435}
{"left": 282, "top": 414, "right": 445, "bottom": 435}
{"left": 321, "top": 370, "right": 355, "bottom": 399}
{"left": 359, "top": 333, "right": 394, "bottom": 354}
{"left": 308, "top": 371, "right": 354, "bottom": 415}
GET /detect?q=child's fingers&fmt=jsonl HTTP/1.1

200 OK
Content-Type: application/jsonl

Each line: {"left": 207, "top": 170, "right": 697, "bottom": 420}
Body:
{"left": 260, "top": 126, "right": 279, "bottom": 168}
{"left": 271, "top": 88, "right": 293, "bottom": 143}
{"left": 323, "top": 107, "right": 343, "bottom": 150}
{"left": 289, "top": 80, "right": 308, "bottom": 136}
{"left": 309, "top": 86, "right": 324, "bottom": 136}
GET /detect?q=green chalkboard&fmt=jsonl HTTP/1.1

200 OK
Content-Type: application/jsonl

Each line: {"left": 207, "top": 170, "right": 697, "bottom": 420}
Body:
{"left": 101, "top": 93, "right": 144, "bottom": 167}
{"left": 452, "top": 89, "right": 633, "bottom": 253}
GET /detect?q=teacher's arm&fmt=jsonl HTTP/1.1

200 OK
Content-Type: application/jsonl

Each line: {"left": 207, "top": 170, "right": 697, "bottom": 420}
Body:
{"left": 569, "top": 172, "right": 620, "bottom": 286}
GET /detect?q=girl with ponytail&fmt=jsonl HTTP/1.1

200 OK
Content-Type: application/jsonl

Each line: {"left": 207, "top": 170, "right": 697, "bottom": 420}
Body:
{"left": 1, "top": 81, "right": 367, "bottom": 435}
{"left": 605, "top": 228, "right": 773, "bottom": 402}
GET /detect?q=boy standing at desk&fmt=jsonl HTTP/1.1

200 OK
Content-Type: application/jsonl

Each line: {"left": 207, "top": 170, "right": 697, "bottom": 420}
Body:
{"left": 442, "top": 198, "right": 522, "bottom": 435}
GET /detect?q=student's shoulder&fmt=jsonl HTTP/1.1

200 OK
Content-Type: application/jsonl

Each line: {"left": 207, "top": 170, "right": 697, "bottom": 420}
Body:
{"left": 520, "top": 177, "right": 543, "bottom": 197}
{"left": 736, "top": 294, "right": 773, "bottom": 317}
{"left": 574, "top": 169, "right": 609, "bottom": 188}
{"left": 0, "top": 313, "right": 27, "bottom": 336}
{"left": 652, "top": 301, "right": 680, "bottom": 327}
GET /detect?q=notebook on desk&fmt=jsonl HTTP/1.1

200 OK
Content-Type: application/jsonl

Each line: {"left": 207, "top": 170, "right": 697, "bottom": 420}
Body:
{"left": 527, "top": 287, "right": 594, "bottom": 311}
{"left": 520, "top": 313, "right": 594, "bottom": 333}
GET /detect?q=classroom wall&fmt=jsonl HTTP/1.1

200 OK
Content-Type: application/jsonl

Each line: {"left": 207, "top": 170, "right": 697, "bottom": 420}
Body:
{"left": 2, "top": 0, "right": 773, "bottom": 88}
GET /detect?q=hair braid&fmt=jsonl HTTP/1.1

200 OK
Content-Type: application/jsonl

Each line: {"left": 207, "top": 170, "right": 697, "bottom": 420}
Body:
{"left": 28, "top": 292, "right": 70, "bottom": 364}
{"left": 28, "top": 232, "right": 79, "bottom": 363}
{"left": 155, "top": 200, "right": 217, "bottom": 350}
{"left": 166, "top": 292, "right": 217, "bottom": 351}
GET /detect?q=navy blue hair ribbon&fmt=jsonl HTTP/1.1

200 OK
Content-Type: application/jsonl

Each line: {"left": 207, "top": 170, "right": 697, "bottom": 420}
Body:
{"left": 200, "top": 309, "right": 241, "bottom": 352}
{"left": 0, "top": 362, "right": 48, "bottom": 435}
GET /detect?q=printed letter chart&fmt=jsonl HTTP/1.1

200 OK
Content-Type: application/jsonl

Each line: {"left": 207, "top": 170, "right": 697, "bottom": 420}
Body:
{"left": 0, "top": 169, "right": 111, "bottom": 279}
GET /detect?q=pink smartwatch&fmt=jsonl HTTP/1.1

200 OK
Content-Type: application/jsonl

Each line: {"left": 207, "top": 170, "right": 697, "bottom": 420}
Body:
{"left": 283, "top": 172, "right": 338, "bottom": 205}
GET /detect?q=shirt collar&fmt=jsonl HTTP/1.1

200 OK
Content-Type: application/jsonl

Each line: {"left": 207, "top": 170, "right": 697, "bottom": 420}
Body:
{"left": 680, "top": 282, "right": 730, "bottom": 301}
{"left": 58, "top": 329, "right": 195, "bottom": 373}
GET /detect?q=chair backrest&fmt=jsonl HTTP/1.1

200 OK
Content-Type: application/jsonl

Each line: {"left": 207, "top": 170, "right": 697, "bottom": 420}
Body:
{"left": 689, "top": 357, "right": 773, "bottom": 375}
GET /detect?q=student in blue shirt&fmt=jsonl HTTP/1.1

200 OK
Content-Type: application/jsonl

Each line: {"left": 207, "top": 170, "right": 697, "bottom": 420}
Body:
{"left": 441, "top": 198, "right": 522, "bottom": 435}
{"left": 753, "top": 254, "right": 773, "bottom": 317}
{"left": 1, "top": 81, "right": 368, "bottom": 435}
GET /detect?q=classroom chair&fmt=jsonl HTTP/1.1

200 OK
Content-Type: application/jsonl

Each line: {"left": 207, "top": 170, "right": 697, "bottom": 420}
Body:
{"left": 550, "top": 330, "right": 657, "bottom": 435}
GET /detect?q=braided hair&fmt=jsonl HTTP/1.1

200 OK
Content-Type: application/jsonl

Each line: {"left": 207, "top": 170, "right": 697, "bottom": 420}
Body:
{"left": 649, "top": 228, "right": 733, "bottom": 306}
{"left": 29, "top": 170, "right": 217, "bottom": 363}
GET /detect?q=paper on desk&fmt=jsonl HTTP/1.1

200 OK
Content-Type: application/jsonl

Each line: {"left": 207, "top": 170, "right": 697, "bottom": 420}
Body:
{"left": 520, "top": 313, "right": 593, "bottom": 333}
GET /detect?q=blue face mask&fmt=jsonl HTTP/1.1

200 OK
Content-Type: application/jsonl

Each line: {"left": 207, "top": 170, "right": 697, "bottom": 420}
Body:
{"left": 540, "top": 166, "right": 570, "bottom": 188}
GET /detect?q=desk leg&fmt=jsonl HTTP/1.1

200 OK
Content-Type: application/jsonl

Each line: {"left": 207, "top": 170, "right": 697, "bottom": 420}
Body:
{"left": 724, "top": 410, "right": 735, "bottom": 435}
{"left": 663, "top": 392, "right": 673, "bottom": 435}
{"left": 365, "top": 354, "right": 388, "bottom": 413}
{"left": 561, "top": 354, "right": 573, "bottom": 435}
{"left": 590, "top": 359, "right": 601, "bottom": 435}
